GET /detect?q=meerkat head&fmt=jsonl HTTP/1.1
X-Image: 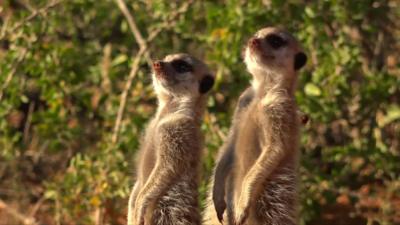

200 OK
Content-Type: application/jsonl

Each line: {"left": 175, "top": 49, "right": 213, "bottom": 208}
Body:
{"left": 243, "top": 27, "right": 307, "bottom": 86}
{"left": 152, "top": 53, "right": 215, "bottom": 102}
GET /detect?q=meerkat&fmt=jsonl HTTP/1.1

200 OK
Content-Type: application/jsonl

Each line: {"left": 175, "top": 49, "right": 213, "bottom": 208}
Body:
{"left": 203, "top": 93, "right": 308, "bottom": 225}
{"left": 203, "top": 27, "right": 307, "bottom": 225}
{"left": 127, "top": 53, "right": 215, "bottom": 225}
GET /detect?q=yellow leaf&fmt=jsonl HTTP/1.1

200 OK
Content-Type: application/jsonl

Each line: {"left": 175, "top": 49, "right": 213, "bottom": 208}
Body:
{"left": 211, "top": 28, "right": 228, "bottom": 40}
{"left": 90, "top": 196, "right": 101, "bottom": 207}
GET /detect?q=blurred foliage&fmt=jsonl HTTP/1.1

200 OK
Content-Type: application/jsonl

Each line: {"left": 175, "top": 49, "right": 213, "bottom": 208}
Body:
{"left": 0, "top": 0, "right": 399, "bottom": 224}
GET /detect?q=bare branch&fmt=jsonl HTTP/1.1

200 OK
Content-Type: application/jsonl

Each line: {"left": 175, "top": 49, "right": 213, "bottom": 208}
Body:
{"left": 94, "top": 207, "right": 104, "bottom": 225}
{"left": 111, "top": 1, "right": 194, "bottom": 143}
{"left": 0, "top": 199, "right": 38, "bottom": 225}
{"left": 0, "top": 15, "right": 11, "bottom": 38}
{"left": 113, "top": 0, "right": 151, "bottom": 65}
{"left": 0, "top": 48, "right": 28, "bottom": 101}
{"left": 101, "top": 43, "right": 112, "bottom": 94}
{"left": 23, "top": 102, "right": 35, "bottom": 143}
{"left": 28, "top": 196, "right": 46, "bottom": 219}
{"left": 0, "top": 0, "right": 63, "bottom": 40}
{"left": 112, "top": 48, "right": 146, "bottom": 143}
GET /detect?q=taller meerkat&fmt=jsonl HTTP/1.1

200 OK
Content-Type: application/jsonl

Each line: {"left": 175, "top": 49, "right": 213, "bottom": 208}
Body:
{"left": 128, "top": 53, "right": 214, "bottom": 225}
{"left": 203, "top": 27, "right": 307, "bottom": 225}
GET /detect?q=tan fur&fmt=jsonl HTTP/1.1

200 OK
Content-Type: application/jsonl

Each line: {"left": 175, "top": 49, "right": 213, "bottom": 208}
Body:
{"left": 203, "top": 87, "right": 253, "bottom": 225}
{"left": 127, "top": 53, "right": 214, "bottom": 225}
{"left": 203, "top": 27, "right": 307, "bottom": 225}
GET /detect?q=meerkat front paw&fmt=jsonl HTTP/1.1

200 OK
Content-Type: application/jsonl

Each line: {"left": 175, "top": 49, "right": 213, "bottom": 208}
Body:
{"left": 234, "top": 206, "right": 249, "bottom": 225}
{"left": 213, "top": 194, "right": 227, "bottom": 223}
{"left": 134, "top": 205, "right": 145, "bottom": 225}
{"left": 133, "top": 195, "right": 147, "bottom": 225}
{"left": 234, "top": 197, "right": 250, "bottom": 225}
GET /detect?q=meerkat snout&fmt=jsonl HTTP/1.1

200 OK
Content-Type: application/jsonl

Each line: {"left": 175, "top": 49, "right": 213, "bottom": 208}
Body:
{"left": 248, "top": 38, "right": 261, "bottom": 51}
{"left": 153, "top": 60, "right": 163, "bottom": 72}
{"left": 153, "top": 61, "right": 166, "bottom": 78}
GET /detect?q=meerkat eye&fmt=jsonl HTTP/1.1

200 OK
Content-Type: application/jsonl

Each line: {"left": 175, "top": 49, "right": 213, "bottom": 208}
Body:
{"left": 171, "top": 59, "right": 193, "bottom": 73}
{"left": 265, "top": 34, "right": 287, "bottom": 49}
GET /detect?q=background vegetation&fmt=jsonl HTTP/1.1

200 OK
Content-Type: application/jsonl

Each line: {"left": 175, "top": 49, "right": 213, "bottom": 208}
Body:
{"left": 1, "top": 0, "right": 399, "bottom": 224}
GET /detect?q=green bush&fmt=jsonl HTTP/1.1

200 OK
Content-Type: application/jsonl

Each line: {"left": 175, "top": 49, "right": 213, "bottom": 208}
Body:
{"left": 0, "top": 0, "right": 399, "bottom": 224}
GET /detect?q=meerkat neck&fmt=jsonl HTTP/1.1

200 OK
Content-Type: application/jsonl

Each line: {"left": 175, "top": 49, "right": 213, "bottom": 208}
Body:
{"left": 156, "top": 96, "right": 205, "bottom": 122}
{"left": 251, "top": 70, "right": 297, "bottom": 97}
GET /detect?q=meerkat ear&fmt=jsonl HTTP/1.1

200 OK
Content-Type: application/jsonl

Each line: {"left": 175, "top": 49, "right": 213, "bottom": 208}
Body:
{"left": 294, "top": 52, "right": 307, "bottom": 70}
{"left": 199, "top": 75, "right": 215, "bottom": 94}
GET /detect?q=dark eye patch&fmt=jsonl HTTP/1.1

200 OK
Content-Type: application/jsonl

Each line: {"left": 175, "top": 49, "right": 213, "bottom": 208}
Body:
{"left": 265, "top": 34, "right": 287, "bottom": 49}
{"left": 171, "top": 59, "right": 193, "bottom": 73}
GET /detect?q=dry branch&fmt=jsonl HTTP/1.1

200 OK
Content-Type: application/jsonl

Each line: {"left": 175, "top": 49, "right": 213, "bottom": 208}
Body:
{"left": 0, "top": 0, "right": 63, "bottom": 40}
{"left": 111, "top": 0, "right": 194, "bottom": 143}
{"left": 113, "top": 0, "right": 152, "bottom": 65}
{"left": 112, "top": 48, "right": 147, "bottom": 143}
{"left": 0, "top": 199, "right": 38, "bottom": 225}
{"left": 0, "top": 48, "right": 28, "bottom": 101}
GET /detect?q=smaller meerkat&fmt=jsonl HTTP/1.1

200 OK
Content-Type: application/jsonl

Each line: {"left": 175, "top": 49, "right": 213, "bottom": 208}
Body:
{"left": 127, "top": 53, "right": 214, "bottom": 225}
{"left": 203, "top": 27, "right": 307, "bottom": 225}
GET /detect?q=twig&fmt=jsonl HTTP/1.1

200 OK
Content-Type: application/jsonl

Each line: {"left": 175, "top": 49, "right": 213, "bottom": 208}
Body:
{"left": 208, "top": 113, "right": 227, "bottom": 141}
{"left": 0, "top": 1, "right": 60, "bottom": 100}
{"left": 94, "top": 207, "right": 104, "bottom": 225}
{"left": 23, "top": 102, "right": 35, "bottom": 143}
{"left": 112, "top": 48, "right": 147, "bottom": 143}
{"left": 16, "top": 0, "right": 36, "bottom": 12}
{"left": 0, "top": 48, "right": 28, "bottom": 101}
{"left": 101, "top": 43, "right": 112, "bottom": 94}
{"left": 28, "top": 196, "right": 46, "bottom": 218}
{"left": 0, "top": 14, "right": 10, "bottom": 38}
{"left": 113, "top": 0, "right": 151, "bottom": 65}
{"left": 0, "top": 0, "right": 63, "bottom": 40}
{"left": 0, "top": 199, "right": 38, "bottom": 225}
{"left": 147, "top": 0, "right": 194, "bottom": 41}
{"left": 111, "top": 1, "right": 194, "bottom": 143}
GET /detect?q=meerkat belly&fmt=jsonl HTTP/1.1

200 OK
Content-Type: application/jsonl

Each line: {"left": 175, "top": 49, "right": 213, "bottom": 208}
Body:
{"left": 151, "top": 174, "right": 201, "bottom": 225}
{"left": 254, "top": 156, "right": 299, "bottom": 225}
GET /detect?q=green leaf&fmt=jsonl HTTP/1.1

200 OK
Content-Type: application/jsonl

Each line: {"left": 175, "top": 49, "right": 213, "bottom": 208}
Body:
{"left": 305, "top": 7, "right": 316, "bottom": 18}
{"left": 112, "top": 54, "right": 128, "bottom": 66}
{"left": 20, "top": 95, "right": 29, "bottom": 103}
{"left": 304, "top": 83, "right": 321, "bottom": 96}
{"left": 380, "top": 105, "right": 400, "bottom": 127}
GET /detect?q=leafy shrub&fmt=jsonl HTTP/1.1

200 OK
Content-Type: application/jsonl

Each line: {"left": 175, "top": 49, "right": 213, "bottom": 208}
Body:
{"left": 0, "top": 0, "right": 399, "bottom": 224}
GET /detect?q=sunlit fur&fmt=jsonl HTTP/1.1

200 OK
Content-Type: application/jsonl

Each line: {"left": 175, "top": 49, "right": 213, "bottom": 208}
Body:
{"left": 128, "top": 53, "right": 214, "bottom": 225}
{"left": 203, "top": 27, "right": 306, "bottom": 225}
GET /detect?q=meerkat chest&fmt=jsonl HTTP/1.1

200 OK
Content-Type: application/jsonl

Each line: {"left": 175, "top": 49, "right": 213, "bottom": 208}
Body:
{"left": 260, "top": 98, "right": 300, "bottom": 156}
{"left": 259, "top": 92, "right": 298, "bottom": 127}
{"left": 155, "top": 113, "right": 199, "bottom": 148}
{"left": 155, "top": 112, "right": 194, "bottom": 133}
